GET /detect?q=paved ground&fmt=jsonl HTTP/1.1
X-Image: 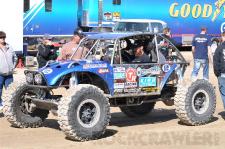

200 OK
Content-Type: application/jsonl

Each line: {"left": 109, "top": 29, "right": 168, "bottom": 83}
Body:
{"left": 0, "top": 52, "right": 225, "bottom": 149}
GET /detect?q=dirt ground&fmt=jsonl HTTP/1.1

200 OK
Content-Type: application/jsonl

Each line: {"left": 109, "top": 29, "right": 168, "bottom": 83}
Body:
{"left": 1, "top": 52, "right": 225, "bottom": 149}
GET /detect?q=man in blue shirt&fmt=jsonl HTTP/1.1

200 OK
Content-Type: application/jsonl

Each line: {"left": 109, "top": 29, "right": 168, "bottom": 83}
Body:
{"left": 191, "top": 27, "right": 211, "bottom": 81}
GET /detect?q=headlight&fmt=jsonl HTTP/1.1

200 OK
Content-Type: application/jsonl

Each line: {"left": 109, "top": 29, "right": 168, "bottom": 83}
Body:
{"left": 26, "top": 73, "right": 33, "bottom": 83}
{"left": 34, "top": 73, "right": 43, "bottom": 85}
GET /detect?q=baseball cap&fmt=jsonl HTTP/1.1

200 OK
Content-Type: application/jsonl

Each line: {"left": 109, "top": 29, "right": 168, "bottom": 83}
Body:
{"left": 133, "top": 40, "right": 143, "bottom": 49}
{"left": 0, "top": 31, "right": 6, "bottom": 38}
{"left": 73, "top": 28, "right": 83, "bottom": 38}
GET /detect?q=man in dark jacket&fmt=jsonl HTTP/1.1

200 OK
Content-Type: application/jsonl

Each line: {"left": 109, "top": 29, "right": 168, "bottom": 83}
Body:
{"left": 37, "top": 34, "right": 57, "bottom": 68}
{"left": 213, "top": 31, "right": 225, "bottom": 109}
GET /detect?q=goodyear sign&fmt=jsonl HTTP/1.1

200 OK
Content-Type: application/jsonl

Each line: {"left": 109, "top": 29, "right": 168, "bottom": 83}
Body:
{"left": 169, "top": 0, "right": 225, "bottom": 22}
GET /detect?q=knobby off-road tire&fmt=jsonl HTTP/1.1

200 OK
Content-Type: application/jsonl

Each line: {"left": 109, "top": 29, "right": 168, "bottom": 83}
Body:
{"left": 120, "top": 102, "right": 156, "bottom": 117}
{"left": 58, "top": 84, "right": 111, "bottom": 141}
{"left": 174, "top": 79, "right": 216, "bottom": 125}
{"left": 2, "top": 81, "right": 49, "bottom": 128}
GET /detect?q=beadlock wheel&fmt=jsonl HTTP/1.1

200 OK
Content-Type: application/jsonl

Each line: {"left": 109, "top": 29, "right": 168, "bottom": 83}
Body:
{"left": 77, "top": 99, "right": 101, "bottom": 128}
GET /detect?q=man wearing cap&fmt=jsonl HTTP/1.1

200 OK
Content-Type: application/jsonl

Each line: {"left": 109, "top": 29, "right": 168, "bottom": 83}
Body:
{"left": 58, "top": 30, "right": 88, "bottom": 61}
{"left": 191, "top": 27, "right": 211, "bottom": 81}
{"left": 37, "top": 34, "right": 57, "bottom": 68}
{"left": 132, "top": 41, "right": 150, "bottom": 63}
{"left": 0, "top": 31, "right": 17, "bottom": 110}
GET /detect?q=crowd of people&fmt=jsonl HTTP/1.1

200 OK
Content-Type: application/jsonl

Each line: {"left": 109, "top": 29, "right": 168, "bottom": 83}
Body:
{"left": 0, "top": 26, "right": 225, "bottom": 113}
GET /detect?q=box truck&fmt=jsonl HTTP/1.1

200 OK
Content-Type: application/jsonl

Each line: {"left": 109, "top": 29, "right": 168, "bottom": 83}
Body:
{"left": 23, "top": 0, "right": 225, "bottom": 46}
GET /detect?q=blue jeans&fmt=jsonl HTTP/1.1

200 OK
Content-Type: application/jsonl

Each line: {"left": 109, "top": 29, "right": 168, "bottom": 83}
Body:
{"left": 218, "top": 76, "right": 225, "bottom": 109}
{"left": 191, "top": 59, "right": 209, "bottom": 80}
{"left": 0, "top": 75, "right": 13, "bottom": 104}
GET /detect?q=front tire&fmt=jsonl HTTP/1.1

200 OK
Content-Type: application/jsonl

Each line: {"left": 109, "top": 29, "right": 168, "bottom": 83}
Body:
{"left": 2, "top": 81, "right": 49, "bottom": 128}
{"left": 174, "top": 79, "right": 216, "bottom": 125}
{"left": 58, "top": 84, "right": 110, "bottom": 141}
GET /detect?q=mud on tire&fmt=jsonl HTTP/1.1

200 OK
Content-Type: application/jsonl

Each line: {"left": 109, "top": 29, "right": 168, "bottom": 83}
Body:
{"left": 174, "top": 79, "right": 216, "bottom": 125}
{"left": 58, "top": 84, "right": 111, "bottom": 141}
{"left": 2, "top": 81, "right": 49, "bottom": 128}
{"left": 120, "top": 102, "right": 156, "bottom": 117}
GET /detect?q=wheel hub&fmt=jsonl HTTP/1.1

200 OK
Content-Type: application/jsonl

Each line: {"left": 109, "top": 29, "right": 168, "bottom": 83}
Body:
{"left": 77, "top": 99, "right": 100, "bottom": 128}
{"left": 80, "top": 106, "right": 96, "bottom": 123}
{"left": 192, "top": 90, "right": 209, "bottom": 114}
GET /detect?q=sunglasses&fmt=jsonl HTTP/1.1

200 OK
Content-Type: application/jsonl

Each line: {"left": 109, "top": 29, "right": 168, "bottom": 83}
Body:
{"left": 0, "top": 36, "right": 6, "bottom": 39}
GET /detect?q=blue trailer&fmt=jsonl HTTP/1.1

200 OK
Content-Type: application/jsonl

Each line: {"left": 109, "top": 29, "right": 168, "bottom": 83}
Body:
{"left": 23, "top": 0, "right": 225, "bottom": 45}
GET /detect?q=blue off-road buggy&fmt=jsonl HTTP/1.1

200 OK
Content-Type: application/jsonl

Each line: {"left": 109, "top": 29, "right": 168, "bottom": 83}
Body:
{"left": 2, "top": 33, "right": 216, "bottom": 141}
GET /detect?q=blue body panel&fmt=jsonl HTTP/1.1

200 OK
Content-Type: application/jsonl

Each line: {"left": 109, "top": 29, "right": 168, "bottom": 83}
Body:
{"left": 160, "top": 64, "right": 177, "bottom": 89}
{"left": 39, "top": 60, "right": 114, "bottom": 94}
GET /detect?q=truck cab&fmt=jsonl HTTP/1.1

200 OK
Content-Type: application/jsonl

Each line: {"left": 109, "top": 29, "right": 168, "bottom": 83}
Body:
{"left": 113, "top": 19, "right": 167, "bottom": 33}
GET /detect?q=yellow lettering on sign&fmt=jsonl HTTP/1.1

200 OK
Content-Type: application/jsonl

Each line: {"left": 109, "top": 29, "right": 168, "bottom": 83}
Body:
{"left": 202, "top": 4, "right": 212, "bottom": 18}
{"left": 169, "top": 1, "right": 224, "bottom": 21}
{"left": 169, "top": 3, "right": 179, "bottom": 17}
{"left": 212, "top": 8, "right": 221, "bottom": 21}
{"left": 180, "top": 3, "right": 191, "bottom": 18}
{"left": 216, "top": 0, "right": 225, "bottom": 8}
{"left": 224, "top": 6, "right": 225, "bottom": 18}
{"left": 192, "top": 4, "right": 201, "bottom": 18}
{"left": 212, "top": 0, "right": 225, "bottom": 21}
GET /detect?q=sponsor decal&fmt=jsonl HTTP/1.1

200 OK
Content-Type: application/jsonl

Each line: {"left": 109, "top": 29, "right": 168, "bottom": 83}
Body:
{"left": 83, "top": 63, "right": 107, "bottom": 69}
{"left": 114, "top": 83, "right": 125, "bottom": 89}
{"left": 114, "top": 89, "right": 123, "bottom": 93}
{"left": 124, "top": 88, "right": 140, "bottom": 93}
{"left": 98, "top": 68, "right": 109, "bottom": 74}
{"left": 113, "top": 67, "right": 125, "bottom": 73}
{"left": 142, "top": 87, "right": 160, "bottom": 92}
{"left": 125, "top": 82, "right": 137, "bottom": 88}
{"left": 104, "top": 12, "right": 112, "bottom": 20}
{"left": 126, "top": 67, "right": 137, "bottom": 82}
{"left": 114, "top": 79, "right": 125, "bottom": 83}
{"left": 139, "top": 77, "right": 157, "bottom": 87}
{"left": 112, "top": 12, "right": 120, "bottom": 20}
{"left": 162, "top": 64, "right": 171, "bottom": 73}
{"left": 114, "top": 72, "right": 125, "bottom": 79}
{"left": 42, "top": 68, "right": 53, "bottom": 74}
{"left": 137, "top": 66, "right": 160, "bottom": 76}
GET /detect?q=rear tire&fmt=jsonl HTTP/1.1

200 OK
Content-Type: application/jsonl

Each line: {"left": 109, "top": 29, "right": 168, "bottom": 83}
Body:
{"left": 58, "top": 84, "right": 110, "bottom": 141}
{"left": 120, "top": 102, "right": 155, "bottom": 117}
{"left": 174, "top": 79, "right": 216, "bottom": 125}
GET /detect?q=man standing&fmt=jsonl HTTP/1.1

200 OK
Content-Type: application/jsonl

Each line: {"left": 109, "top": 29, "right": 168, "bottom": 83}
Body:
{"left": 57, "top": 29, "right": 86, "bottom": 61}
{"left": 0, "top": 31, "right": 17, "bottom": 110}
{"left": 37, "top": 34, "right": 57, "bottom": 68}
{"left": 191, "top": 27, "right": 211, "bottom": 81}
{"left": 213, "top": 31, "right": 225, "bottom": 109}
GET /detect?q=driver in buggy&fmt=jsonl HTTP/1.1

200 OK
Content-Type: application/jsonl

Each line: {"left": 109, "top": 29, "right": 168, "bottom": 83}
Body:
{"left": 132, "top": 40, "right": 151, "bottom": 63}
